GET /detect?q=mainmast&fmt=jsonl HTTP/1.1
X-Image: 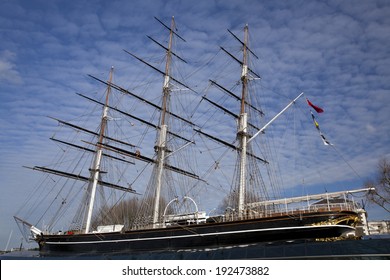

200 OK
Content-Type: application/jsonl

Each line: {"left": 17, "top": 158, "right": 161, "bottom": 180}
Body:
{"left": 84, "top": 66, "right": 114, "bottom": 233}
{"left": 237, "top": 25, "right": 250, "bottom": 217}
{"left": 152, "top": 17, "right": 175, "bottom": 228}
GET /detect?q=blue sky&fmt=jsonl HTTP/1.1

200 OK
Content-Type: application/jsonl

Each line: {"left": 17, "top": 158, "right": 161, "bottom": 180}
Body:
{"left": 1, "top": 0, "right": 389, "bottom": 250}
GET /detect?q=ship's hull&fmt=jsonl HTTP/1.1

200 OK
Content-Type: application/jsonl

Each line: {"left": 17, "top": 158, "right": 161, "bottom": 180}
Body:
{"left": 37, "top": 210, "right": 357, "bottom": 254}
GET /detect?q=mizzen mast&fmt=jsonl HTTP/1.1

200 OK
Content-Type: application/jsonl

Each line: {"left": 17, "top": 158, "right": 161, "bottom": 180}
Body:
{"left": 237, "top": 25, "right": 250, "bottom": 217}
{"left": 201, "top": 25, "right": 262, "bottom": 217}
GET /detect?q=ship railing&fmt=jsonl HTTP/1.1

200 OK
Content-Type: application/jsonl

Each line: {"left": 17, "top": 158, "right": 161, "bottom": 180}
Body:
{"left": 221, "top": 201, "right": 358, "bottom": 222}
{"left": 245, "top": 201, "right": 357, "bottom": 219}
{"left": 242, "top": 188, "right": 373, "bottom": 221}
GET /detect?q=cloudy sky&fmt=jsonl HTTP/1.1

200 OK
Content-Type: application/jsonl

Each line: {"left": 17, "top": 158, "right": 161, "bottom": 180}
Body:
{"left": 1, "top": 0, "right": 389, "bottom": 250}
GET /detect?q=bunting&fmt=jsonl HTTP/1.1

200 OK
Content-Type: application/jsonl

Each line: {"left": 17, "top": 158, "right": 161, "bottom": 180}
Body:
{"left": 306, "top": 98, "right": 324, "bottom": 113}
{"left": 310, "top": 111, "right": 333, "bottom": 146}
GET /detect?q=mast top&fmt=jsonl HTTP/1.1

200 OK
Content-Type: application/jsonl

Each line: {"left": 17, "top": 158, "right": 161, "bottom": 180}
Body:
{"left": 227, "top": 25, "right": 259, "bottom": 60}
{"left": 154, "top": 16, "right": 186, "bottom": 42}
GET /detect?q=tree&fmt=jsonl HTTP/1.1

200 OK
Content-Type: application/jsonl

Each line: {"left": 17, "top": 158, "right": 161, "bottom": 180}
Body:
{"left": 92, "top": 197, "right": 140, "bottom": 229}
{"left": 365, "top": 157, "right": 390, "bottom": 213}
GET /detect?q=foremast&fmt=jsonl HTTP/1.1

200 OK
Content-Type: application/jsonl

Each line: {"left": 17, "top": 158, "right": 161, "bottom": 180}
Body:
{"left": 84, "top": 66, "right": 114, "bottom": 233}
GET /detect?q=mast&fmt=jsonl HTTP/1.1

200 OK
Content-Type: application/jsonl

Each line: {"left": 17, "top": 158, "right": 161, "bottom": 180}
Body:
{"left": 237, "top": 25, "right": 249, "bottom": 217}
{"left": 152, "top": 17, "right": 175, "bottom": 228}
{"left": 84, "top": 66, "right": 114, "bottom": 233}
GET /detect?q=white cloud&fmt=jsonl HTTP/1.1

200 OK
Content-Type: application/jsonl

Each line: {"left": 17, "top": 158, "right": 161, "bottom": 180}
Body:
{"left": 1, "top": 0, "right": 390, "bottom": 250}
{"left": 0, "top": 50, "right": 23, "bottom": 84}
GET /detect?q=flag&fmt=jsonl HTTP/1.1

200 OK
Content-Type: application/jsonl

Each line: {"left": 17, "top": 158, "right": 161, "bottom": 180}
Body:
{"left": 320, "top": 133, "right": 332, "bottom": 146}
{"left": 310, "top": 112, "right": 320, "bottom": 131}
{"left": 310, "top": 111, "right": 333, "bottom": 146}
{"left": 306, "top": 98, "right": 324, "bottom": 113}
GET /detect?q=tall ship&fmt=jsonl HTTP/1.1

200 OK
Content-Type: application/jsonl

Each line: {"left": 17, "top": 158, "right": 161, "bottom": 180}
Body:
{"left": 14, "top": 17, "right": 372, "bottom": 255}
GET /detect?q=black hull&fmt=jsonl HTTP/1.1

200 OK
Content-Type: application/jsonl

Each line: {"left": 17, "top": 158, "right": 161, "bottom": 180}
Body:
{"left": 38, "top": 211, "right": 357, "bottom": 254}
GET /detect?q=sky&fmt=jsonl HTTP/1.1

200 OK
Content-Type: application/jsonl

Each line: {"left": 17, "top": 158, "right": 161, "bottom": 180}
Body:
{"left": 1, "top": 0, "right": 390, "bottom": 250}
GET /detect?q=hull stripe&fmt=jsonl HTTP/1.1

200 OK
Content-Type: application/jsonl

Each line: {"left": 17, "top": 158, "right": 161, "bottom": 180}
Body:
{"left": 44, "top": 225, "right": 353, "bottom": 245}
